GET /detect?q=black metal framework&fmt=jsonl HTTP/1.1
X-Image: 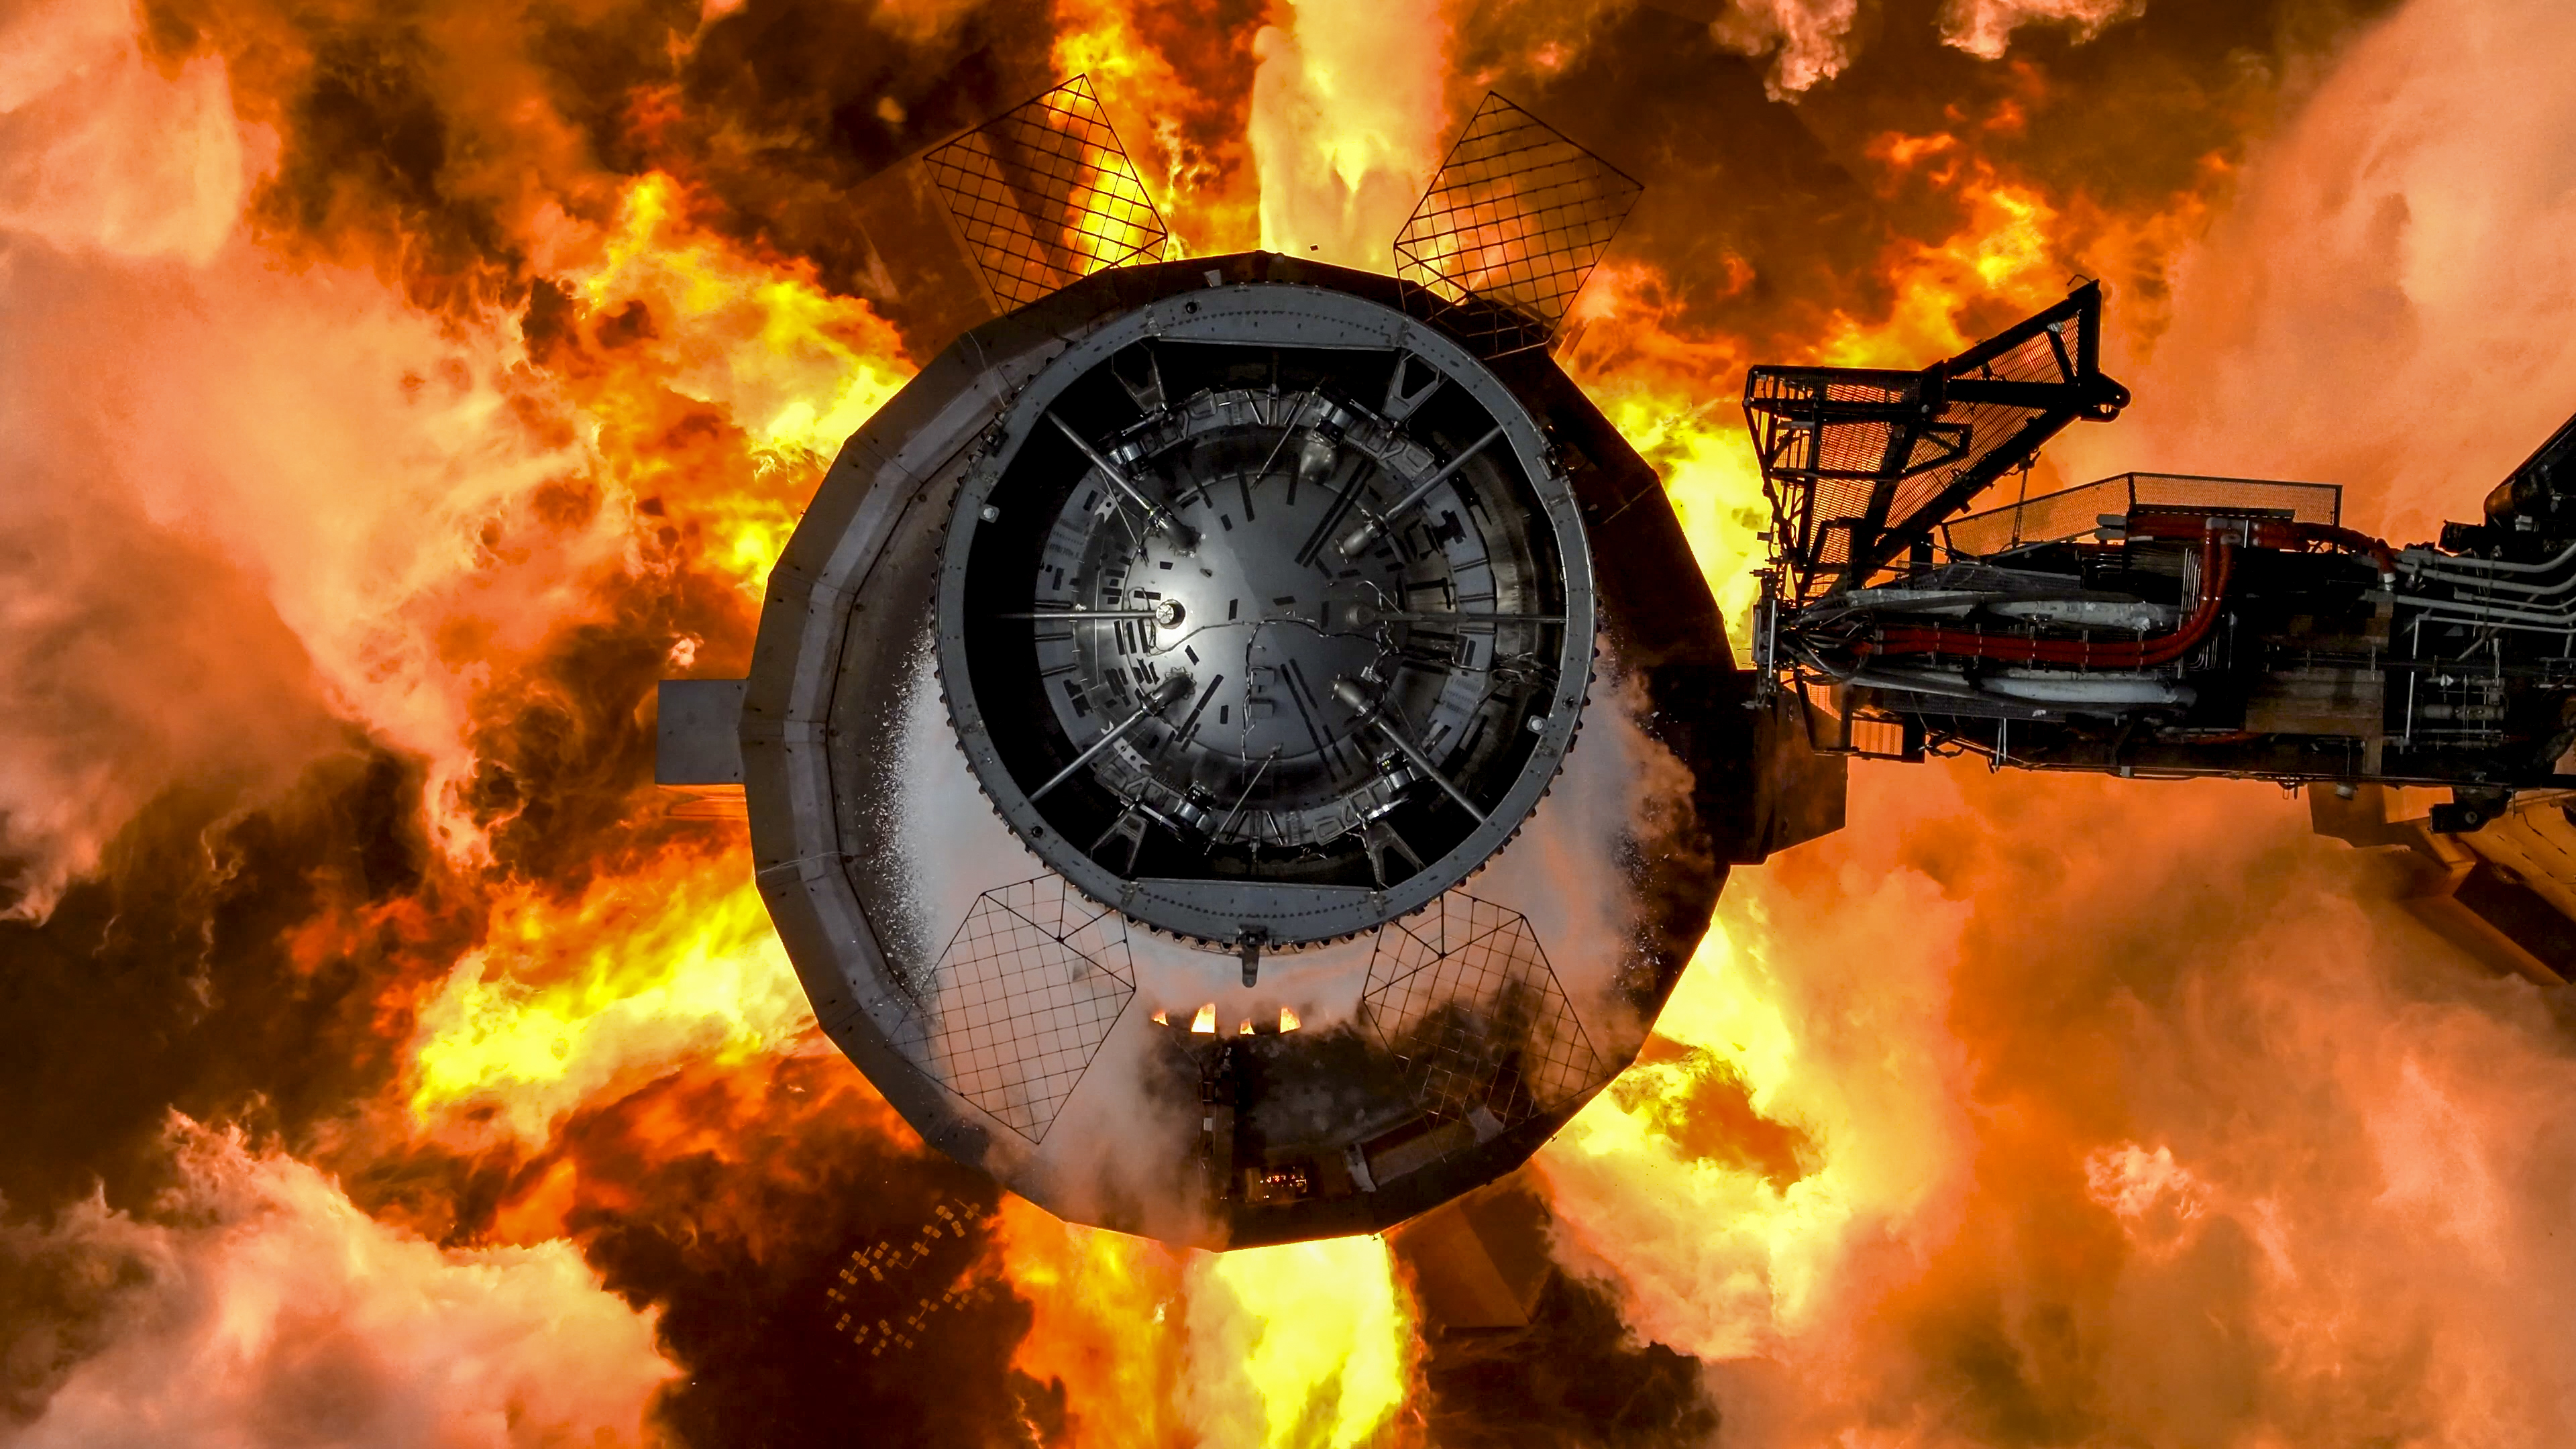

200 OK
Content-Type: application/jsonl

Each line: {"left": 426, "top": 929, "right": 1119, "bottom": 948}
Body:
{"left": 887, "top": 876, "right": 1134, "bottom": 1142}
{"left": 1393, "top": 93, "right": 1643, "bottom": 356}
{"left": 922, "top": 75, "right": 1169, "bottom": 312}
{"left": 1746, "top": 284, "right": 2131, "bottom": 601}
{"left": 1358, "top": 892, "right": 1610, "bottom": 1137}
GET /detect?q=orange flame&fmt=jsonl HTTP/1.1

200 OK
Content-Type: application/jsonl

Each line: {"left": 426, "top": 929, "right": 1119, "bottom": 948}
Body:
{"left": 406, "top": 863, "right": 809, "bottom": 1143}
{"left": 26, "top": 0, "right": 2546, "bottom": 1440}
{"left": 545, "top": 172, "right": 914, "bottom": 595}
{"left": 1000, "top": 1205, "right": 1415, "bottom": 1448}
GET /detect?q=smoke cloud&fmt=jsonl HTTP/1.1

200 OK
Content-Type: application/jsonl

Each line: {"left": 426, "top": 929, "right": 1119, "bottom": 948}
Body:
{"left": 9, "top": 0, "right": 2571, "bottom": 1442}
{"left": 2, "top": 1119, "right": 675, "bottom": 1446}
{"left": 1939, "top": 0, "right": 2146, "bottom": 59}
{"left": 2060, "top": 0, "right": 2576, "bottom": 541}
{"left": 1534, "top": 2, "right": 2576, "bottom": 1440}
{"left": 1698, "top": 0, "right": 2153, "bottom": 99}
{"left": 1549, "top": 759, "right": 2576, "bottom": 1443}
{"left": 1709, "top": 0, "right": 1866, "bottom": 98}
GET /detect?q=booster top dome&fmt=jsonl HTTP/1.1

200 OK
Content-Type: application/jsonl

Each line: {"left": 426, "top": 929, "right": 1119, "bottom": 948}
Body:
{"left": 656, "top": 83, "right": 1836, "bottom": 1246}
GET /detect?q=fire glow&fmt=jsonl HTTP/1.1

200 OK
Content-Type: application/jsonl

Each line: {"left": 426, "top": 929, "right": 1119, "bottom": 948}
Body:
{"left": 10, "top": 0, "right": 2576, "bottom": 1443}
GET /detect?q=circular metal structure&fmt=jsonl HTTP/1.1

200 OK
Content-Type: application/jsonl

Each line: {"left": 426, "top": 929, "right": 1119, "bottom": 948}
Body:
{"left": 936, "top": 289, "right": 1595, "bottom": 945}
{"left": 688, "top": 253, "right": 1796, "bottom": 1247}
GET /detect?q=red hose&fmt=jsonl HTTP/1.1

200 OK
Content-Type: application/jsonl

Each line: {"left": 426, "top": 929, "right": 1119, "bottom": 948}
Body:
{"left": 1868, "top": 526, "right": 2235, "bottom": 667}
{"left": 2124, "top": 511, "right": 2396, "bottom": 582}
{"left": 1858, "top": 511, "right": 2394, "bottom": 667}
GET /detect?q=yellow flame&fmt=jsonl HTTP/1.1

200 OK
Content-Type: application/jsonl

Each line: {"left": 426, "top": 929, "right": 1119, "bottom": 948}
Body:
{"left": 408, "top": 869, "right": 810, "bottom": 1141}
{"left": 1279, "top": 1006, "right": 1301, "bottom": 1032}
{"left": 557, "top": 172, "right": 913, "bottom": 592}
{"left": 1047, "top": 0, "right": 1256, "bottom": 256}
{"left": 1597, "top": 390, "right": 1770, "bottom": 649}
{"left": 998, "top": 1201, "right": 1191, "bottom": 1445}
{"left": 997, "top": 1208, "right": 1411, "bottom": 1446}
{"left": 1191, "top": 1003, "right": 1218, "bottom": 1034}
{"left": 1558, "top": 153, "right": 2082, "bottom": 661}
{"left": 570, "top": 175, "right": 910, "bottom": 456}
{"left": 1812, "top": 172, "right": 2068, "bottom": 368}
{"left": 1191, "top": 1236, "right": 1412, "bottom": 1448}
{"left": 1540, "top": 895, "right": 1974, "bottom": 1360}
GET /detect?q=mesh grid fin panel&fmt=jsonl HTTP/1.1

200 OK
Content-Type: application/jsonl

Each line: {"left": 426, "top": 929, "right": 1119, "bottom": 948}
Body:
{"left": 891, "top": 876, "right": 1134, "bottom": 1142}
{"left": 922, "top": 75, "right": 1169, "bottom": 312}
{"left": 1393, "top": 93, "right": 1642, "bottom": 355}
{"left": 1745, "top": 285, "right": 2125, "bottom": 600}
{"left": 1358, "top": 892, "right": 1611, "bottom": 1140}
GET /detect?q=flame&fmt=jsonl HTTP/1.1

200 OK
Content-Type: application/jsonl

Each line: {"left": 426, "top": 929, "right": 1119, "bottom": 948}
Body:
{"left": 407, "top": 861, "right": 811, "bottom": 1142}
{"left": 998, "top": 1199, "right": 1192, "bottom": 1444}
{"left": 1599, "top": 395, "right": 1770, "bottom": 649}
{"left": 999, "top": 1208, "right": 1413, "bottom": 1447}
{"left": 549, "top": 172, "right": 913, "bottom": 594}
{"left": 383, "top": 170, "right": 919, "bottom": 1149}
{"left": 21, "top": 0, "right": 2572, "bottom": 1440}
{"left": 1191, "top": 1237, "right": 1413, "bottom": 1448}
{"left": 1538, "top": 908, "right": 1974, "bottom": 1361}
{"left": 1562, "top": 131, "right": 2095, "bottom": 648}
{"left": 1049, "top": 0, "right": 1261, "bottom": 254}
{"left": 1247, "top": 0, "right": 1452, "bottom": 267}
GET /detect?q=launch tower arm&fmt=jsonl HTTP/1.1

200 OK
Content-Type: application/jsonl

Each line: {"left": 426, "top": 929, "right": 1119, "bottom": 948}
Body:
{"left": 1742, "top": 282, "right": 2576, "bottom": 821}
{"left": 1746, "top": 284, "right": 2131, "bottom": 602}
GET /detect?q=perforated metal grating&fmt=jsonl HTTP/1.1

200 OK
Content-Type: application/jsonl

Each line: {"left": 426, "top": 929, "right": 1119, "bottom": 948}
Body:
{"left": 1879, "top": 316, "right": 2090, "bottom": 543}
{"left": 1746, "top": 287, "right": 2118, "bottom": 601}
{"left": 922, "top": 75, "right": 1168, "bottom": 312}
{"left": 1359, "top": 892, "right": 1610, "bottom": 1132}
{"left": 1393, "top": 93, "right": 1642, "bottom": 356}
{"left": 890, "top": 877, "right": 1134, "bottom": 1142}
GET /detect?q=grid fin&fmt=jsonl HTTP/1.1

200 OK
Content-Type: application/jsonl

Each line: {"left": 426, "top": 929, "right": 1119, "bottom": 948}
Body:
{"left": 1392, "top": 93, "right": 1642, "bottom": 356}
{"left": 1357, "top": 892, "right": 1611, "bottom": 1146}
{"left": 922, "top": 75, "right": 1169, "bottom": 312}
{"left": 891, "top": 876, "right": 1134, "bottom": 1142}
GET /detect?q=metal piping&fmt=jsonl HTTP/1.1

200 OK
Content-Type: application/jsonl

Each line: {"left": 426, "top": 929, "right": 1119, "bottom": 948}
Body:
{"left": 1050, "top": 413, "right": 1199, "bottom": 550}
{"left": 1336, "top": 425, "right": 1506, "bottom": 557}
{"left": 1869, "top": 525, "right": 2237, "bottom": 669}
{"left": 2401, "top": 535, "right": 2576, "bottom": 578}
{"left": 1328, "top": 676, "right": 1486, "bottom": 821}
{"left": 1030, "top": 672, "right": 1195, "bottom": 800}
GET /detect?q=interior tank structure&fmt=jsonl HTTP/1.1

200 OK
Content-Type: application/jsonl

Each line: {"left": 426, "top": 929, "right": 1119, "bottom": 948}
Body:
{"left": 657, "top": 82, "right": 1839, "bottom": 1247}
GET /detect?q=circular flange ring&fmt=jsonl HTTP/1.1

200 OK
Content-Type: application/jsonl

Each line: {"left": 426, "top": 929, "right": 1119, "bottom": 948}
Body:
{"left": 933, "top": 282, "right": 1597, "bottom": 945}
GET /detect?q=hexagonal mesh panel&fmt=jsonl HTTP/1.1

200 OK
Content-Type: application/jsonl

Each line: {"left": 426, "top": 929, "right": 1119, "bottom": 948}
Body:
{"left": 1358, "top": 892, "right": 1611, "bottom": 1130}
{"left": 922, "top": 74, "right": 1169, "bottom": 312}
{"left": 1393, "top": 93, "right": 1642, "bottom": 356}
{"left": 891, "top": 876, "right": 1134, "bottom": 1142}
